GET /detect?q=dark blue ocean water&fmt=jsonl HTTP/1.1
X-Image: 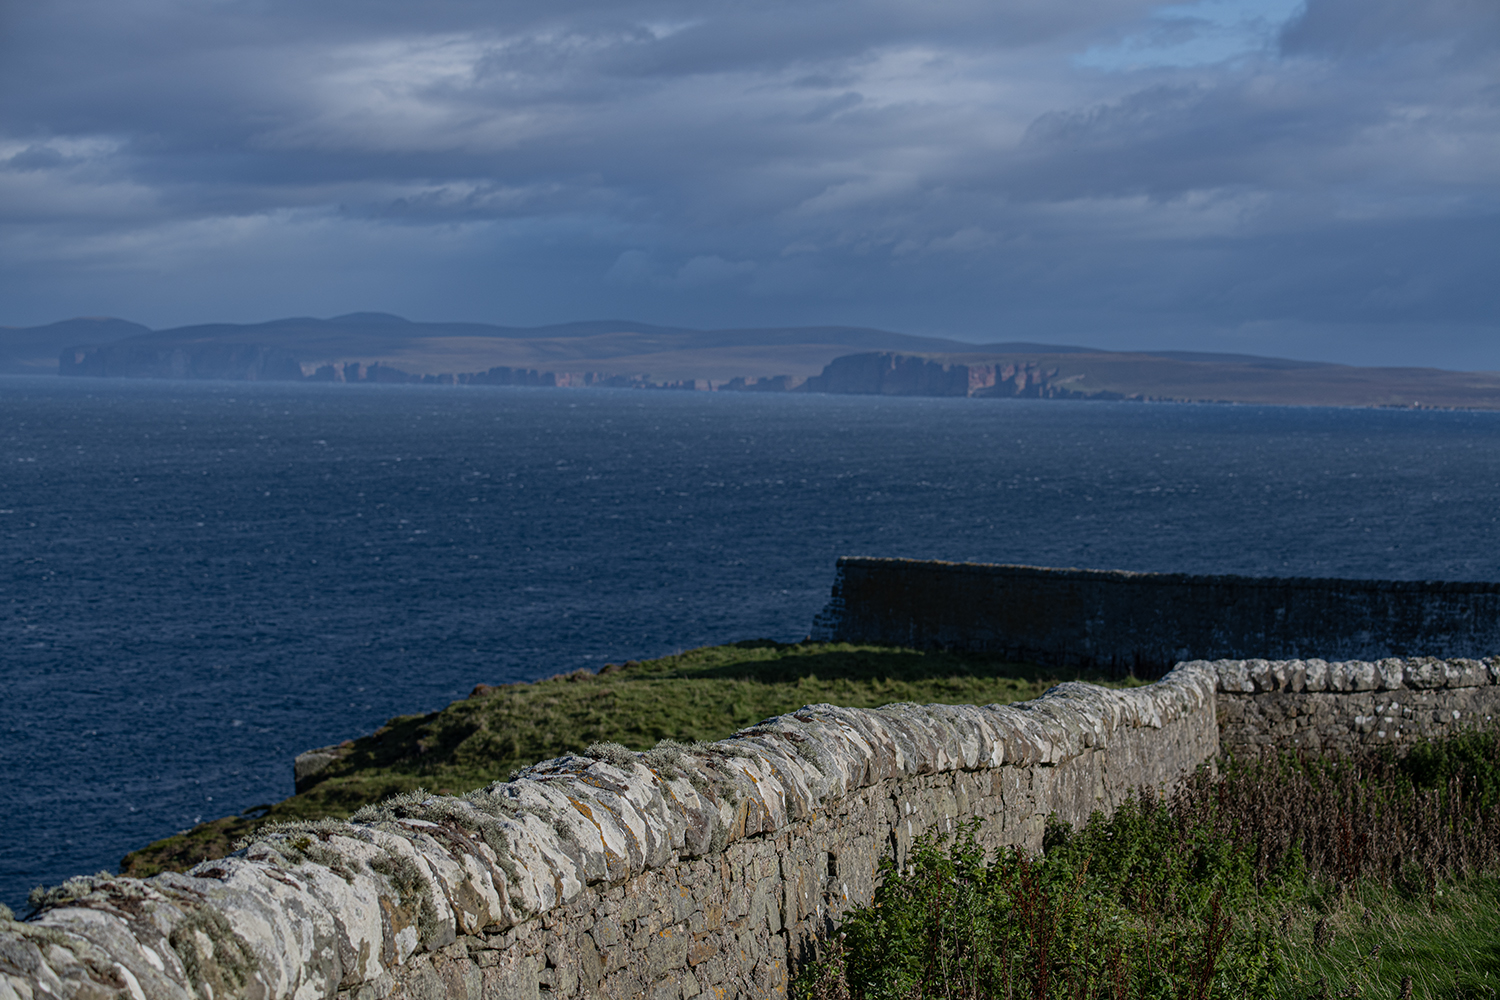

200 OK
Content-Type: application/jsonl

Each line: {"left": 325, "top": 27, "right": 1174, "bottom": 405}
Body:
{"left": 4, "top": 376, "right": 1500, "bottom": 909}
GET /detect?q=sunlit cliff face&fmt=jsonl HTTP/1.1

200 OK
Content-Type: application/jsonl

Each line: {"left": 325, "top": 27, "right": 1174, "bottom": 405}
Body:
{"left": 2, "top": 0, "right": 1498, "bottom": 368}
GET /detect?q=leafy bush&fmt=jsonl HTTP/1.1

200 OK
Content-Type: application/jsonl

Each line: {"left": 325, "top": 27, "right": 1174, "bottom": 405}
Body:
{"left": 804, "top": 814, "right": 1280, "bottom": 1000}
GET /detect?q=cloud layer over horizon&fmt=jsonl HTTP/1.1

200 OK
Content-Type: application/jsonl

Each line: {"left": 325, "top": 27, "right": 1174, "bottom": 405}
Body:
{"left": 2, "top": 0, "right": 1497, "bottom": 367}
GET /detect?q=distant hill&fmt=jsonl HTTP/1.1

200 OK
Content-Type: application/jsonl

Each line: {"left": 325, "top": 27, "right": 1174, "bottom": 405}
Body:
{"left": 0, "top": 317, "right": 149, "bottom": 374}
{"left": 803, "top": 351, "right": 1500, "bottom": 409}
{"left": 49, "top": 313, "right": 990, "bottom": 382}
{"left": 19, "top": 312, "right": 1500, "bottom": 409}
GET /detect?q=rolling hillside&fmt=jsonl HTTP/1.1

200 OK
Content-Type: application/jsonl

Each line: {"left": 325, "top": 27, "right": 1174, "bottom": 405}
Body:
{"left": 45, "top": 313, "right": 1003, "bottom": 382}
{"left": 11, "top": 312, "right": 1500, "bottom": 409}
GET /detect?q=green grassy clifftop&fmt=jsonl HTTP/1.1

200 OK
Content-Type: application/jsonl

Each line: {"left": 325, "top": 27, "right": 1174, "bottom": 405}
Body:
{"left": 121, "top": 640, "right": 1134, "bottom": 878}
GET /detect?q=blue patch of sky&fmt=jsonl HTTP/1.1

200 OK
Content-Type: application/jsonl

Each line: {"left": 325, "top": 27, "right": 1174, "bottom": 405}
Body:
{"left": 1078, "top": 0, "right": 1306, "bottom": 70}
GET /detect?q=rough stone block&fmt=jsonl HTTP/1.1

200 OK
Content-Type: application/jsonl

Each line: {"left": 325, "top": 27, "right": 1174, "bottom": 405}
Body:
{"left": 481, "top": 959, "right": 541, "bottom": 1000}
{"left": 690, "top": 901, "right": 723, "bottom": 935}
{"left": 649, "top": 976, "right": 683, "bottom": 1000}
{"left": 590, "top": 916, "right": 622, "bottom": 949}
{"left": 575, "top": 934, "right": 603, "bottom": 989}
{"left": 689, "top": 955, "right": 723, "bottom": 990}
{"left": 644, "top": 927, "right": 690, "bottom": 980}
{"left": 688, "top": 933, "right": 718, "bottom": 967}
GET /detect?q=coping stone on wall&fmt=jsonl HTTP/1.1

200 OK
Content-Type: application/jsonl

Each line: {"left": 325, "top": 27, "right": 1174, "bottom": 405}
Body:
{"left": 0, "top": 663, "right": 1219, "bottom": 1000}
{"left": 1201, "top": 656, "right": 1500, "bottom": 694}
{"left": 1200, "top": 656, "right": 1500, "bottom": 755}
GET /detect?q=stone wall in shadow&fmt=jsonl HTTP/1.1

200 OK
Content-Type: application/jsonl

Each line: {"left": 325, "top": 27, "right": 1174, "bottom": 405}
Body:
{"left": 813, "top": 557, "right": 1500, "bottom": 676}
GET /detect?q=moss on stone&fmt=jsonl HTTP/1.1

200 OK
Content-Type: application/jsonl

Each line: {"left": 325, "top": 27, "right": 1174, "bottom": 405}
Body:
{"left": 26, "top": 871, "right": 143, "bottom": 917}
{"left": 368, "top": 849, "right": 442, "bottom": 947}
{"left": 168, "top": 906, "right": 259, "bottom": 1000}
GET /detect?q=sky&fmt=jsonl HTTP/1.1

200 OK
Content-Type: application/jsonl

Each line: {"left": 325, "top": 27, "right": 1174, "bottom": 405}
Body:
{"left": 1, "top": 0, "right": 1497, "bottom": 367}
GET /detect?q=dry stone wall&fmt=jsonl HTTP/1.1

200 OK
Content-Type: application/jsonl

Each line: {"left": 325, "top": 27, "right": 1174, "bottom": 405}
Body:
{"left": 8, "top": 656, "right": 1500, "bottom": 1000}
{"left": 0, "top": 667, "right": 1218, "bottom": 1000}
{"left": 1207, "top": 655, "right": 1500, "bottom": 755}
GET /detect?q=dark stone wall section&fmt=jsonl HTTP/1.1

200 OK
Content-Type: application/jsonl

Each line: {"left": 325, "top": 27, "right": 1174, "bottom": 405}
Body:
{"left": 813, "top": 557, "right": 1500, "bottom": 674}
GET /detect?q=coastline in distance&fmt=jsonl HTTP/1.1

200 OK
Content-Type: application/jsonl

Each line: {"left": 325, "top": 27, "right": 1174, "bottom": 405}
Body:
{"left": 5, "top": 312, "right": 1499, "bottom": 409}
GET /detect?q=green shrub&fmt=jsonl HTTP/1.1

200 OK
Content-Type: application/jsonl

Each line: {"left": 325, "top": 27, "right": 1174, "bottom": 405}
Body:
{"left": 800, "top": 727, "right": 1500, "bottom": 1000}
{"left": 805, "top": 817, "right": 1279, "bottom": 1000}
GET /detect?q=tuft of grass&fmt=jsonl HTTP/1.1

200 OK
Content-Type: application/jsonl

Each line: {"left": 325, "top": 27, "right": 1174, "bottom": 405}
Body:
{"left": 122, "top": 640, "right": 1119, "bottom": 877}
{"left": 367, "top": 849, "right": 443, "bottom": 946}
{"left": 642, "top": 738, "right": 692, "bottom": 778}
{"left": 582, "top": 741, "right": 639, "bottom": 770}
{"left": 26, "top": 871, "right": 134, "bottom": 915}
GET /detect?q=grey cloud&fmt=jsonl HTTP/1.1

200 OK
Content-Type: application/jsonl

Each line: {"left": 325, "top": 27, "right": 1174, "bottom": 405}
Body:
{"left": 1008, "top": 80, "right": 1360, "bottom": 200}
{"left": 2, "top": 145, "right": 67, "bottom": 172}
{"left": 0, "top": 0, "right": 1496, "bottom": 366}
{"left": 1282, "top": 0, "right": 1500, "bottom": 56}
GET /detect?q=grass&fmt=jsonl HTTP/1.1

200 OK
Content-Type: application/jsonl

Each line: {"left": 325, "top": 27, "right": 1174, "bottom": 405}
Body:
{"left": 120, "top": 640, "right": 1134, "bottom": 877}
{"left": 1276, "top": 878, "right": 1500, "bottom": 999}
{"left": 796, "top": 728, "right": 1500, "bottom": 1000}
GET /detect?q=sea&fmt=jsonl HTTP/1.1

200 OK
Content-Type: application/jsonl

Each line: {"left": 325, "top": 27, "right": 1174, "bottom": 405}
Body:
{"left": 4, "top": 375, "right": 1500, "bottom": 910}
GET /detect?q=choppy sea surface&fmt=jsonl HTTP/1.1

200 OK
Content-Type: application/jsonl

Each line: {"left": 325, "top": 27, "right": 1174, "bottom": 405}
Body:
{"left": 4, "top": 376, "right": 1500, "bottom": 908}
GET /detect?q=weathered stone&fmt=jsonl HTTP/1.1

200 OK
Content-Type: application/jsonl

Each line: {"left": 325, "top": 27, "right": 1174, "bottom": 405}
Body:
{"left": 478, "top": 953, "right": 539, "bottom": 1000}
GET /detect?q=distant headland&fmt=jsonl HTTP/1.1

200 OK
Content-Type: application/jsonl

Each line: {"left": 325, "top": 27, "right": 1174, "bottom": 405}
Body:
{"left": 6, "top": 312, "right": 1500, "bottom": 409}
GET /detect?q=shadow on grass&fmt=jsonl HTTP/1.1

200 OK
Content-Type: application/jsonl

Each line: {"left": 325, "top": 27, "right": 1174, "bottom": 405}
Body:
{"left": 641, "top": 639, "right": 1132, "bottom": 687}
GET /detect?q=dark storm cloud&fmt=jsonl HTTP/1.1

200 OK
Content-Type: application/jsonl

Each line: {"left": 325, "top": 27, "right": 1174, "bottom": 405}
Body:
{"left": 1, "top": 0, "right": 1496, "bottom": 366}
{"left": 1282, "top": 0, "right": 1500, "bottom": 55}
